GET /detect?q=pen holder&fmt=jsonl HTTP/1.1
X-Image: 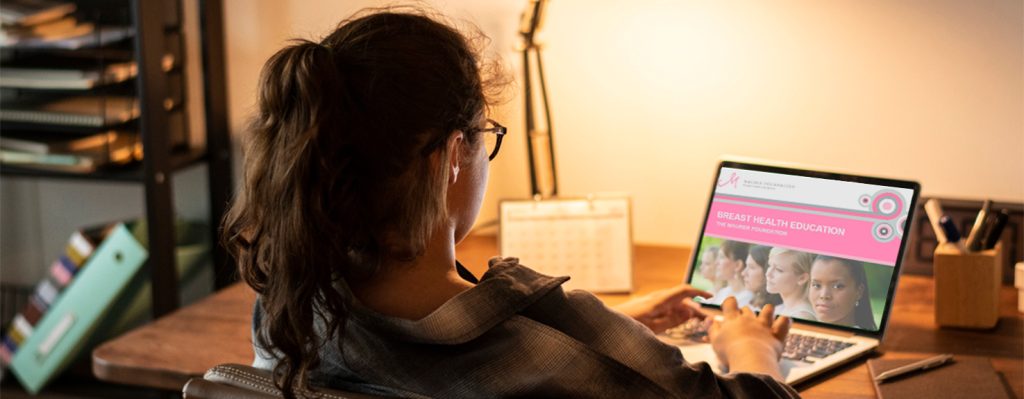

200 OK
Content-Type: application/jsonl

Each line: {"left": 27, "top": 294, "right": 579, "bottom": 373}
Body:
{"left": 933, "top": 243, "right": 1002, "bottom": 329}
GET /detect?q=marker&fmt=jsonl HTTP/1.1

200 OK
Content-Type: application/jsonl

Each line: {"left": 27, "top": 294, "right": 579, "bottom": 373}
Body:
{"left": 964, "top": 200, "right": 992, "bottom": 252}
{"left": 924, "top": 199, "right": 947, "bottom": 244}
{"left": 981, "top": 210, "right": 1009, "bottom": 250}
{"left": 938, "top": 216, "right": 961, "bottom": 243}
{"left": 875, "top": 353, "right": 954, "bottom": 383}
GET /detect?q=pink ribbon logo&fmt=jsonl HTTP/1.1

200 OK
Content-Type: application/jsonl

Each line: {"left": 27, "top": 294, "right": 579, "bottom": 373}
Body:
{"left": 718, "top": 172, "right": 739, "bottom": 188}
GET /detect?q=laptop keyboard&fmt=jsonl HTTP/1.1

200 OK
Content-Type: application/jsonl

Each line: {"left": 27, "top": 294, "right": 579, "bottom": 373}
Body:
{"left": 782, "top": 333, "right": 854, "bottom": 363}
{"left": 663, "top": 319, "right": 855, "bottom": 364}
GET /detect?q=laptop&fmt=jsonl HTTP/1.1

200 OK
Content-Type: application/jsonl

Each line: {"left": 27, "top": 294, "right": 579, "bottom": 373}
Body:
{"left": 660, "top": 159, "right": 920, "bottom": 385}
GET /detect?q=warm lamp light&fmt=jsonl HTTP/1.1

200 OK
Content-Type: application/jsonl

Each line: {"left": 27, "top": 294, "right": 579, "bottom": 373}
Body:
{"left": 519, "top": 0, "right": 558, "bottom": 198}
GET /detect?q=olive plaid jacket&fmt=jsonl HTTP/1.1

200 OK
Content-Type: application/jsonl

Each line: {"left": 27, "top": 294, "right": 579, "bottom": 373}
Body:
{"left": 253, "top": 258, "right": 800, "bottom": 398}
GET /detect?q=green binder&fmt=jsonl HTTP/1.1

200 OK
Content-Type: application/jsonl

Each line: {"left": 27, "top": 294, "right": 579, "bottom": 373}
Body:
{"left": 9, "top": 223, "right": 147, "bottom": 394}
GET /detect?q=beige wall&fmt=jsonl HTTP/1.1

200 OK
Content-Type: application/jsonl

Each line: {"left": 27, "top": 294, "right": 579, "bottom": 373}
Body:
{"left": 222, "top": 0, "right": 1023, "bottom": 246}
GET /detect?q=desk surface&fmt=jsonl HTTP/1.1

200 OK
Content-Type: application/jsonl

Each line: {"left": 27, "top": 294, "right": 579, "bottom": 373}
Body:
{"left": 93, "top": 235, "right": 1023, "bottom": 397}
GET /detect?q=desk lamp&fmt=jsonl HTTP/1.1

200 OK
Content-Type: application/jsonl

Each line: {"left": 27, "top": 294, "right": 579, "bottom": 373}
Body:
{"left": 519, "top": 0, "right": 557, "bottom": 198}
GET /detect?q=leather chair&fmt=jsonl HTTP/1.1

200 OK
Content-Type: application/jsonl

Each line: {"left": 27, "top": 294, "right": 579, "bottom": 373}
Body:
{"left": 182, "top": 363, "right": 385, "bottom": 399}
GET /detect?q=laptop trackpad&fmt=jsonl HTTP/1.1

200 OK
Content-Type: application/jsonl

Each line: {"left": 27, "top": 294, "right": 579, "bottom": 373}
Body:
{"left": 676, "top": 340, "right": 724, "bottom": 373}
{"left": 674, "top": 339, "right": 802, "bottom": 381}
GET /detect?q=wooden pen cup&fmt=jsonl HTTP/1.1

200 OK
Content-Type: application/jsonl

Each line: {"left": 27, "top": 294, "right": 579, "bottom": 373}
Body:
{"left": 933, "top": 243, "right": 1002, "bottom": 329}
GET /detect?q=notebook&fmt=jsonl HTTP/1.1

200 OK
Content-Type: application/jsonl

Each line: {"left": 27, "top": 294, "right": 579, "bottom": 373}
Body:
{"left": 867, "top": 355, "right": 1010, "bottom": 399}
{"left": 661, "top": 159, "right": 920, "bottom": 385}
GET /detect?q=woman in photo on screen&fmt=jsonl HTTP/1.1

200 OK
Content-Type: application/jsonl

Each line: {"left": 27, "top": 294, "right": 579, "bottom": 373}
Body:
{"left": 742, "top": 245, "right": 780, "bottom": 310}
{"left": 698, "top": 245, "right": 721, "bottom": 292}
{"left": 708, "top": 241, "right": 752, "bottom": 307}
{"left": 809, "top": 256, "right": 877, "bottom": 330}
{"left": 765, "top": 248, "right": 816, "bottom": 320}
{"left": 224, "top": 7, "right": 799, "bottom": 398}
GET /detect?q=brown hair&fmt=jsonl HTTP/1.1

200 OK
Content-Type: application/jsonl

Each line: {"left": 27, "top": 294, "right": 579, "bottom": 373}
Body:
{"left": 720, "top": 240, "right": 750, "bottom": 262}
{"left": 221, "top": 8, "right": 506, "bottom": 398}
{"left": 746, "top": 245, "right": 780, "bottom": 308}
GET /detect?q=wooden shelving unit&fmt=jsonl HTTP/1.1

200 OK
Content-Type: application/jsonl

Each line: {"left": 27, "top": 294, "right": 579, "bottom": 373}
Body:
{"left": 0, "top": 0, "right": 234, "bottom": 318}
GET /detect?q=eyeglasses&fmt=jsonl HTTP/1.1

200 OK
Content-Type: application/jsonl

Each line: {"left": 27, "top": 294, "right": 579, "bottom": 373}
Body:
{"left": 471, "top": 119, "right": 507, "bottom": 161}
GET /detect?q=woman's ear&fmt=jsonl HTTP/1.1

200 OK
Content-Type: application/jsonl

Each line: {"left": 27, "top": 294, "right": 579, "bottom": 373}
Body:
{"left": 796, "top": 272, "right": 810, "bottom": 286}
{"left": 446, "top": 131, "right": 465, "bottom": 184}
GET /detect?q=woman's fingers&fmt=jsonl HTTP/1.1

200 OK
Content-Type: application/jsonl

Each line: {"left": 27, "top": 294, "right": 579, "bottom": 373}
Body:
{"left": 740, "top": 306, "right": 755, "bottom": 318}
{"left": 721, "top": 297, "right": 740, "bottom": 318}
{"left": 758, "top": 303, "right": 775, "bottom": 325}
{"left": 708, "top": 314, "right": 722, "bottom": 339}
{"left": 681, "top": 298, "right": 707, "bottom": 320}
{"left": 772, "top": 316, "right": 792, "bottom": 342}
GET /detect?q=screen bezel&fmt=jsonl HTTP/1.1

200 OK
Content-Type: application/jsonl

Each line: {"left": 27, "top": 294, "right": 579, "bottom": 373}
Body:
{"left": 684, "top": 160, "right": 921, "bottom": 339}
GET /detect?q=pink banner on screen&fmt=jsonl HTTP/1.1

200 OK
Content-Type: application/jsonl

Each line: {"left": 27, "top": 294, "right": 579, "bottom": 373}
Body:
{"left": 705, "top": 199, "right": 901, "bottom": 265}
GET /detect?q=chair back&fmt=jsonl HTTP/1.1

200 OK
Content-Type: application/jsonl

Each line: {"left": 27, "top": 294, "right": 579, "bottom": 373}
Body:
{"left": 182, "top": 363, "right": 384, "bottom": 399}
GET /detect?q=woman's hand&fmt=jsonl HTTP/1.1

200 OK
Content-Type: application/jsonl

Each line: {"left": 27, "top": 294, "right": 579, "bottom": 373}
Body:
{"left": 708, "top": 297, "right": 791, "bottom": 381}
{"left": 613, "top": 284, "right": 711, "bottom": 334}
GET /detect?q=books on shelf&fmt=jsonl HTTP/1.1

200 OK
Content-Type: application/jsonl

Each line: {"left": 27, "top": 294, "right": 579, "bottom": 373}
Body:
{"left": 0, "top": 62, "right": 137, "bottom": 90}
{"left": 0, "top": 130, "right": 141, "bottom": 173}
{"left": 1, "top": 25, "right": 132, "bottom": 50}
{"left": 0, "top": 95, "right": 139, "bottom": 127}
{"left": 1, "top": 1, "right": 132, "bottom": 50}
{"left": 2, "top": 129, "right": 132, "bottom": 154}
{"left": 0, "top": 149, "right": 96, "bottom": 172}
{"left": 0, "top": 0, "right": 75, "bottom": 27}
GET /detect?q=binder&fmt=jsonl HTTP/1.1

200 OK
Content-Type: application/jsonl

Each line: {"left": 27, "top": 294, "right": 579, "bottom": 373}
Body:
{"left": 9, "top": 223, "right": 147, "bottom": 394}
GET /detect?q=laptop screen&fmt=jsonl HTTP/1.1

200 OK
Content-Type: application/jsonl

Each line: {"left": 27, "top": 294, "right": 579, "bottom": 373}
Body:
{"left": 688, "top": 161, "right": 919, "bottom": 335}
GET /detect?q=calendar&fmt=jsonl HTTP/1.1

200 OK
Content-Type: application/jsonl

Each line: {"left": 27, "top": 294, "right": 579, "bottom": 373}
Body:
{"left": 499, "top": 196, "right": 633, "bottom": 293}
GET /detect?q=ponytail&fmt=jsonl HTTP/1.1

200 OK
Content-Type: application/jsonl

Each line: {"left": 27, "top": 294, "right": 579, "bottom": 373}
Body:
{"left": 226, "top": 39, "right": 351, "bottom": 397}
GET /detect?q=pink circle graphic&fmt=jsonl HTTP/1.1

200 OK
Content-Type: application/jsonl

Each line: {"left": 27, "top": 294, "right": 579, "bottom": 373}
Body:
{"left": 871, "top": 192, "right": 904, "bottom": 219}
{"left": 859, "top": 195, "right": 871, "bottom": 207}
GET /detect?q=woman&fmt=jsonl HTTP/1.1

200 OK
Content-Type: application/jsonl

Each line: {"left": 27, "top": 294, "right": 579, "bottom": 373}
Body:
{"left": 765, "top": 248, "right": 816, "bottom": 320}
{"left": 698, "top": 245, "right": 721, "bottom": 292}
{"left": 809, "top": 256, "right": 877, "bottom": 330}
{"left": 708, "top": 241, "right": 752, "bottom": 307}
{"left": 224, "top": 8, "right": 797, "bottom": 398}
{"left": 742, "top": 245, "right": 780, "bottom": 310}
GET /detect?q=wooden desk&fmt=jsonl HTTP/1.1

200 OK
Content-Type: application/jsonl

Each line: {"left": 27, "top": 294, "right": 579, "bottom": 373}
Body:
{"left": 93, "top": 235, "right": 1023, "bottom": 397}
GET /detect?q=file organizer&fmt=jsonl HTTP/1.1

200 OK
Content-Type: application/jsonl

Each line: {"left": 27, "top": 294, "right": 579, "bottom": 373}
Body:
{"left": 500, "top": 196, "right": 633, "bottom": 293}
{"left": 9, "top": 223, "right": 147, "bottom": 394}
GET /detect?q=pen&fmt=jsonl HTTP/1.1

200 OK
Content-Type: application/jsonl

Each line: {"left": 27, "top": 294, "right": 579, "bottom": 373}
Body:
{"left": 924, "top": 199, "right": 948, "bottom": 244}
{"left": 964, "top": 200, "right": 992, "bottom": 252}
{"left": 938, "top": 216, "right": 961, "bottom": 243}
{"left": 875, "top": 353, "right": 954, "bottom": 383}
{"left": 981, "top": 209, "right": 1009, "bottom": 250}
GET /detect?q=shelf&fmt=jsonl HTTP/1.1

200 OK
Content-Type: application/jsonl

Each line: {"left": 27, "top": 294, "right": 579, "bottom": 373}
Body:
{"left": 1, "top": 147, "right": 208, "bottom": 182}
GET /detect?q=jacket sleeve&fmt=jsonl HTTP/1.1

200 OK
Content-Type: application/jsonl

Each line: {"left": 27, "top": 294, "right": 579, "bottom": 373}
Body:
{"left": 677, "top": 359, "right": 801, "bottom": 398}
{"left": 553, "top": 289, "right": 802, "bottom": 398}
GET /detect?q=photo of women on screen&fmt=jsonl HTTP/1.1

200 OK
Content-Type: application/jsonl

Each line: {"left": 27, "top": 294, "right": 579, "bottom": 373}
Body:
{"left": 707, "top": 241, "right": 750, "bottom": 306}
{"left": 742, "top": 245, "right": 781, "bottom": 310}
{"left": 698, "top": 246, "right": 721, "bottom": 291}
{"left": 765, "top": 248, "right": 816, "bottom": 320}
{"left": 809, "top": 255, "right": 878, "bottom": 330}
{"left": 690, "top": 237, "right": 892, "bottom": 331}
